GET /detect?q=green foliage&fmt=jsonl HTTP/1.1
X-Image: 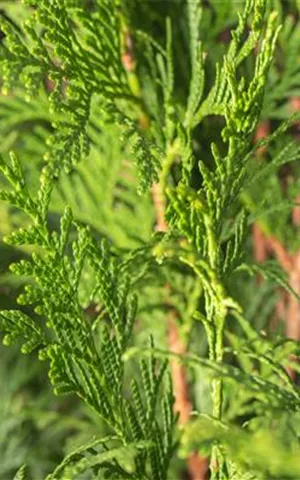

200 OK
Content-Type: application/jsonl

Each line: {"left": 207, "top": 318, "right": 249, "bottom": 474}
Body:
{"left": 0, "top": 0, "right": 300, "bottom": 479}
{"left": 0, "top": 151, "right": 175, "bottom": 478}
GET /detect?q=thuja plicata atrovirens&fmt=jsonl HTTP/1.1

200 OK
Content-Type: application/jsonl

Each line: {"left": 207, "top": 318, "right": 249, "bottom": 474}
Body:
{"left": 0, "top": 1, "right": 300, "bottom": 479}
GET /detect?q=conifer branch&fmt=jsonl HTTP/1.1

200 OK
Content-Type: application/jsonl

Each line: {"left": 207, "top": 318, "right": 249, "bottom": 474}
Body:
{"left": 1, "top": 1, "right": 300, "bottom": 478}
{"left": 121, "top": 18, "right": 208, "bottom": 479}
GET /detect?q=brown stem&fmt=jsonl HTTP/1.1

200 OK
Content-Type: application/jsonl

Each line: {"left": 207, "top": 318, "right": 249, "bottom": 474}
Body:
{"left": 168, "top": 315, "right": 192, "bottom": 425}
{"left": 264, "top": 235, "right": 300, "bottom": 379}
{"left": 152, "top": 183, "right": 168, "bottom": 232}
{"left": 121, "top": 23, "right": 208, "bottom": 478}
{"left": 290, "top": 97, "right": 300, "bottom": 114}
{"left": 283, "top": 97, "right": 300, "bottom": 378}
{"left": 292, "top": 194, "right": 300, "bottom": 227}
{"left": 253, "top": 115, "right": 300, "bottom": 379}
{"left": 152, "top": 183, "right": 208, "bottom": 480}
{"left": 285, "top": 253, "right": 300, "bottom": 380}
{"left": 252, "top": 223, "right": 268, "bottom": 264}
{"left": 265, "top": 236, "right": 293, "bottom": 272}
{"left": 255, "top": 119, "right": 271, "bottom": 157}
{"left": 286, "top": 254, "right": 300, "bottom": 340}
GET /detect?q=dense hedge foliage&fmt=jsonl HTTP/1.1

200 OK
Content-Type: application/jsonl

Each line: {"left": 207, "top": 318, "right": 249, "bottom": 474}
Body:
{"left": 0, "top": 1, "right": 300, "bottom": 479}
